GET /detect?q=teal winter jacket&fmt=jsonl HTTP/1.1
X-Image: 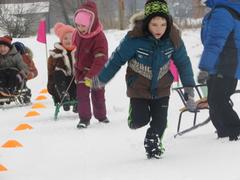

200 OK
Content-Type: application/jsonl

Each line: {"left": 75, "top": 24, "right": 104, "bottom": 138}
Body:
{"left": 98, "top": 33, "right": 195, "bottom": 99}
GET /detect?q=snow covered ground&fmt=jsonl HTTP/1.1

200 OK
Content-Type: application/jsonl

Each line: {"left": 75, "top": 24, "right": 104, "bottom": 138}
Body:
{"left": 1, "top": 28, "right": 240, "bottom": 180}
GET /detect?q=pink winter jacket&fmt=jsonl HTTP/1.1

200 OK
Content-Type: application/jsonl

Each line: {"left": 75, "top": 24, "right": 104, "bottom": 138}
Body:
{"left": 73, "top": 1, "right": 108, "bottom": 81}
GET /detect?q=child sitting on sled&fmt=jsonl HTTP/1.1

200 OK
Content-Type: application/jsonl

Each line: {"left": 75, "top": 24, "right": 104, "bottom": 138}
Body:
{"left": 0, "top": 35, "right": 29, "bottom": 96}
{"left": 47, "top": 22, "right": 77, "bottom": 112}
{"left": 13, "top": 41, "right": 38, "bottom": 80}
{"left": 11, "top": 41, "right": 38, "bottom": 103}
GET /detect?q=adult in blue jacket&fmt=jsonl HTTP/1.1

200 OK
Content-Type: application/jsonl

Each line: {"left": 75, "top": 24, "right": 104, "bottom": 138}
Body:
{"left": 86, "top": 0, "right": 196, "bottom": 159}
{"left": 198, "top": 0, "right": 240, "bottom": 141}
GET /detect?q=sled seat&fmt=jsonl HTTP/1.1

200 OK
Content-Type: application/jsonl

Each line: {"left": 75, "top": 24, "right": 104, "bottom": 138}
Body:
{"left": 172, "top": 84, "right": 210, "bottom": 137}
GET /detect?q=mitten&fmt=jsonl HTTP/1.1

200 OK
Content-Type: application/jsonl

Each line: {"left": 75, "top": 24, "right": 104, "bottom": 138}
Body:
{"left": 84, "top": 77, "right": 92, "bottom": 87}
{"left": 84, "top": 76, "right": 105, "bottom": 89}
{"left": 197, "top": 71, "right": 208, "bottom": 84}
{"left": 184, "top": 87, "right": 197, "bottom": 112}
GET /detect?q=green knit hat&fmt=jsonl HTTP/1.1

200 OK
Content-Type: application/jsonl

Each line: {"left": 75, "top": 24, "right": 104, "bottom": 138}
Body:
{"left": 143, "top": 0, "right": 172, "bottom": 39}
{"left": 144, "top": 0, "right": 169, "bottom": 18}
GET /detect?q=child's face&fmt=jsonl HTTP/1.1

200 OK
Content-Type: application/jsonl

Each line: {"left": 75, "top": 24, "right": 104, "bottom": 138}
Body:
{"left": 76, "top": 24, "right": 89, "bottom": 35}
{"left": 62, "top": 32, "right": 73, "bottom": 49}
{"left": 148, "top": 16, "right": 167, "bottom": 39}
{"left": 0, "top": 44, "right": 10, "bottom": 55}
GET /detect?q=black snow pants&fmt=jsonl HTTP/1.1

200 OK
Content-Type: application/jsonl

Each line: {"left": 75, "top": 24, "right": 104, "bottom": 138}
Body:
{"left": 51, "top": 70, "right": 76, "bottom": 103}
{"left": 0, "top": 69, "right": 21, "bottom": 91}
{"left": 207, "top": 75, "right": 240, "bottom": 137}
{"left": 128, "top": 97, "right": 169, "bottom": 138}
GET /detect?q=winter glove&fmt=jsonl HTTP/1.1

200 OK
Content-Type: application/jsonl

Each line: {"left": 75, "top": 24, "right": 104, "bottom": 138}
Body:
{"left": 84, "top": 76, "right": 105, "bottom": 89}
{"left": 184, "top": 87, "right": 197, "bottom": 112}
{"left": 84, "top": 77, "right": 92, "bottom": 87}
{"left": 197, "top": 71, "right": 208, "bottom": 84}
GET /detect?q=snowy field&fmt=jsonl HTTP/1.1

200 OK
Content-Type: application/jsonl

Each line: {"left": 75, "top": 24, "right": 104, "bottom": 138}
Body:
{"left": 1, "top": 28, "right": 240, "bottom": 180}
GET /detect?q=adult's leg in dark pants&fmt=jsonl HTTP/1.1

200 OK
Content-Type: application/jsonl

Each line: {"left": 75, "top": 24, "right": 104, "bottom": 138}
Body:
{"left": 208, "top": 76, "right": 240, "bottom": 137}
{"left": 207, "top": 77, "right": 227, "bottom": 137}
{"left": 128, "top": 98, "right": 150, "bottom": 129}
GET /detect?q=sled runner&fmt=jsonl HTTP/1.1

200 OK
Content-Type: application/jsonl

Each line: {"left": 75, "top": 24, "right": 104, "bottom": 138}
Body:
{"left": 173, "top": 84, "right": 210, "bottom": 138}
{"left": 54, "top": 99, "right": 78, "bottom": 120}
{"left": 173, "top": 84, "right": 237, "bottom": 137}
{"left": 0, "top": 85, "right": 32, "bottom": 109}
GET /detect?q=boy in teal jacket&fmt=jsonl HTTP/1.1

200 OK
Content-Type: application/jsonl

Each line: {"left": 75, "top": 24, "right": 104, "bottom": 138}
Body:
{"left": 87, "top": 0, "right": 196, "bottom": 159}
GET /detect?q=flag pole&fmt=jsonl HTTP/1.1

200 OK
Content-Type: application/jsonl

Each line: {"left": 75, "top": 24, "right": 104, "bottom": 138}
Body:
{"left": 36, "top": 18, "right": 49, "bottom": 85}
{"left": 36, "top": 18, "right": 48, "bottom": 61}
{"left": 45, "top": 39, "right": 48, "bottom": 62}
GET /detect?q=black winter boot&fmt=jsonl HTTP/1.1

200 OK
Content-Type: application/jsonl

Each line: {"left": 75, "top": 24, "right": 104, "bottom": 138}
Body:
{"left": 98, "top": 118, "right": 110, "bottom": 123}
{"left": 77, "top": 119, "right": 90, "bottom": 129}
{"left": 72, "top": 103, "right": 78, "bottom": 113}
{"left": 61, "top": 92, "right": 70, "bottom": 111}
{"left": 144, "top": 130, "right": 164, "bottom": 159}
{"left": 229, "top": 132, "right": 240, "bottom": 141}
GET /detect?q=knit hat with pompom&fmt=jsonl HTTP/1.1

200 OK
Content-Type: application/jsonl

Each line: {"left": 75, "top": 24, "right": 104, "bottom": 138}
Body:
{"left": 54, "top": 23, "right": 75, "bottom": 42}
{"left": 143, "top": 0, "right": 172, "bottom": 39}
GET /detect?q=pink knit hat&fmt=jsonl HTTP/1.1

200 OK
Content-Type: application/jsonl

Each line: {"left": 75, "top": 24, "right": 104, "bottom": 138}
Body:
{"left": 54, "top": 23, "right": 75, "bottom": 42}
{"left": 74, "top": 11, "right": 93, "bottom": 28}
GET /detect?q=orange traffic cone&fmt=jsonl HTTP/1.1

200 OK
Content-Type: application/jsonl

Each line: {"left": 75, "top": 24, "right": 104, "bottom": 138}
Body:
{"left": 14, "top": 123, "right": 33, "bottom": 131}
{"left": 35, "top": 95, "right": 47, "bottom": 101}
{"left": 40, "top": 88, "right": 48, "bottom": 94}
{"left": 0, "top": 164, "right": 7, "bottom": 171}
{"left": 2, "top": 140, "right": 23, "bottom": 148}
{"left": 31, "top": 103, "right": 46, "bottom": 109}
{"left": 25, "top": 111, "right": 40, "bottom": 117}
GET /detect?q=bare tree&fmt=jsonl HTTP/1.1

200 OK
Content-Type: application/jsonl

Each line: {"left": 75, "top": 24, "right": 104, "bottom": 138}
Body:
{"left": 50, "top": 0, "right": 85, "bottom": 26}
{"left": 58, "top": 0, "right": 71, "bottom": 25}
{"left": 0, "top": 2, "right": 48, "bottom": 37}
{"left": 118, "top": 0, "right": 125, "bottom": 30}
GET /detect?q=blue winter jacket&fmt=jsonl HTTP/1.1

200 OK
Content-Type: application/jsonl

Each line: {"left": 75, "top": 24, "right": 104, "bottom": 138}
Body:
{"left": 199, "top": 0, "right": 240, "bottom": 79}
{"left": 98, "top": 33, "right": 195, "bottom": 99}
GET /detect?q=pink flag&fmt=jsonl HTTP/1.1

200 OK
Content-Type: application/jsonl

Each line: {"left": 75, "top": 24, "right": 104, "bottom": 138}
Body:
{"left": 37, "top": 19, "right": 46, "bottom": 44}
{"left": 170, "top": 59, "right": 179, "bottom": 82}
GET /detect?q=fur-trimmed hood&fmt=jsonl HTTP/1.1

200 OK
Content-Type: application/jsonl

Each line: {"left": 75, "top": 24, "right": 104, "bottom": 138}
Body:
{"left": 129, "top": 11, "right": 145, "bottom": 29}
{"left": 73, "top": 0, "right": 103, "bottom": 39}
{"left": 128, "top": 11, "right": 181, "bottom": 48}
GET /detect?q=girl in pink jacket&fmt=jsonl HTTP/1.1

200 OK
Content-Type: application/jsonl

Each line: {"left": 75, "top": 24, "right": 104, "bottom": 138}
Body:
{"left": 73, "top": 0, "right": 109, "bottom": 129}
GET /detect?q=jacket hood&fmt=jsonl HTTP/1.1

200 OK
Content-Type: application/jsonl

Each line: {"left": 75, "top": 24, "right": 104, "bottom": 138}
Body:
{"left": 74, "top": 1, "right": 100, "bottom": 33}
{"left": 127, "top": 11, "right": 145, "bottom": 38}
{"left": 128, "top": 11, "right": 181, "bottom": 48}
{"left": 129, "top": 11, "right": 145, "bottom": 28}
{"left": 205, "top": 0, "right": 240, "bottom": 13}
